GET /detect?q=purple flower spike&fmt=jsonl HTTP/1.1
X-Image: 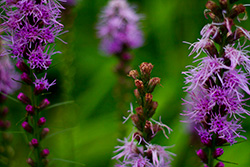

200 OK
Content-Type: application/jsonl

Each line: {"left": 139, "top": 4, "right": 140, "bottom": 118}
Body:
{"left": 17, "top": 93, "right": 31, "bottom": 105}
{"left": 97, "top": 0, "right": 143, "bottom": 55}
{"left": 41, "top": 148, "right": 50, "bottom": 157}
{"left": 215, "top": 162, "right": 225, "bottom": 167}
{"left": 213, "top": 148, "right": 224, "bottom": 158}
{"left": 25, "top": 105, "right": 35, "bottom": 115}
{"left": 39, "top": 98, "right": 50, "bottom": 109}
{"left": 22, "top": 121, "right": 33, "bottom": 133}
{"left": 38, "top": 117, "right": 46, "bottom": 126}
{"left": 31, "top": 138, "right": 39, "bottom": 147}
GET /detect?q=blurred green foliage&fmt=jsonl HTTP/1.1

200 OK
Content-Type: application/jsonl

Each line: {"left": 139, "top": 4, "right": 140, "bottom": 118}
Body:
{"left": 2, "top": 0, "right": 250, "bottom": 167}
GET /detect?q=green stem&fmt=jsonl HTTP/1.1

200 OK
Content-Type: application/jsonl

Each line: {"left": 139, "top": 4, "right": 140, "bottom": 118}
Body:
{"left": 208, "top": 135, "right": 216, "bottom": 167}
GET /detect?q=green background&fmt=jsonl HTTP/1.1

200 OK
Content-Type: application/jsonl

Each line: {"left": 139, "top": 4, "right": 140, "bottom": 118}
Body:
{"left": 2, "top": 0, "right": 250, "bottom": 166}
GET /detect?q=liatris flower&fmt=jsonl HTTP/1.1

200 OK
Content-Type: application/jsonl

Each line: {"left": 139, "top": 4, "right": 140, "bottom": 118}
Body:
{"left": 0, "top": 56, "right": 20, "bottom": 101}
{"left": 97, "top": 0, "right": 143, "bottom": 55}
{"left": 113, "top": 62, "right": 175, "bottom": 166}
{"left": 182, "top": 0, "right": 250, "bottom": 166}
{"left": 0, "top": 0, "right": 65, "bottom": 166}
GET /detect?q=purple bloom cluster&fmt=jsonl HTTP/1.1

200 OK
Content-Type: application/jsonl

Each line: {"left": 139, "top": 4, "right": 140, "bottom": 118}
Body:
{"left": 113, "top": 135, "right": 174, "bottom": 167}
{"left": 1, "top": 0, "right": 64, "bottom": 70}
{"left": 97, "top": 0, "right": 143, "bottom": 55}
{"left": 182, "top": 0, "right": 250, "bottom": 166}
{"left": 0, "top": 56, "right": 20, "bottom": 97}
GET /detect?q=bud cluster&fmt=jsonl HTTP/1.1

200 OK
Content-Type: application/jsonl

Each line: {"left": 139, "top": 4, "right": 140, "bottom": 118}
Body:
{"left": 113, "top": 62, "right": 174, "bottom": 167}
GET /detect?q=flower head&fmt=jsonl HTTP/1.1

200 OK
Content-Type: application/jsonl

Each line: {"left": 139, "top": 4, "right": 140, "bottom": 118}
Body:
{"left": 97, "top": 0, "right": 143, "bottom": 55}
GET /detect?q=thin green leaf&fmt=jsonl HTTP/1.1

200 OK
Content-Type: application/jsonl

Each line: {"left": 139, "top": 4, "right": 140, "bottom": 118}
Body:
{"left": 0, "top": 91, "right": 20, "bottom": 103}
{"left": 45, "top": 100, "right": 74, "bottom": 110}
{"left": 16, "top": 117, "right": 26, "bottom": 126}
{"left": 222, "top": 140, "right": 247, "bottom": 146}
{"left": 50, "top": 158, "right": 85, "bottom": 166}
{"left": 11, "top": 78, "right": 27, "bottom": 85}
{"left": 216, "top": 158, "right": 238, "bottom": 165}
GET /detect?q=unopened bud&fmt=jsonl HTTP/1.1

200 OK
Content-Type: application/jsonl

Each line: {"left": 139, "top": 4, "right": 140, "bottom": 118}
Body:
{"left": 31, "top": 138, "right": 39, "bottom": 147}
{"left": 41, "top": 149, "right": 50, "bottom": 158}
{"left": 131, "top": 114, "right": 141, "bottom": 131}
{"left": 22, "top": 121, "right": 33, "bottom": 133}
{"left": 145, "top": 93, "right": 153, "bottom": 103}
{"left": 26, "top": 105, "right": 35, "bottom": 115}
{"left": 215, "top": 162, "right": 225, "bottom": 167}
{"left": 148, "top": 101, "right": 158, "bottom": 118}
{"left": 219, "top": 0, "right": 228, "bottom": 9}
{"left": 204, "top": 40, "right": 218, "bottom": 57}
{"left": 134, "top": 89, "right": 140, "bottom": 99}
{"left": 230, "top": 4, "right": 246, "bottom": 19}
{"left": 17, "top": 93, "right": 31, "bottom": 105}
{"left": 27, "top": 158, "right": 35, "bottom": 167}
{"left": 206, "top": 1, "right": 222, "bottom": 18}
{"left": 39, "top": 99, "right": 50, "bottom": 110}
{"left": 148, "top": 77, "right": 161, "bottom": 93}
{"left": 128, "top": 70, "right": 139, "bottom": 79}
{"left": 134, "top": 80, "right": 144, "bottom": 91}
{"left": 38, "top": 117, "right": 46, "bottom": 126}
{"left": 196, "top": 149, "right": 208, "bottom": 163}
{"left": 16, "top": 60, "right": 30, "bottom": 74}
{"left": 213, "top": 148, "right": 224, "bottom": 158}
{"left": 34, "top": 85, "right": 45, "bottom": 95}
{"left": 135, "top": 106, "right": 143, "bottom": 116}
{"left": 140, "top": 62, "right": 154, "bottom": 75}
{"left": 41, "top": 128, "right": 50, "bottom": 138}
{"left": 21, "top": 73, "right": 32, "bottom": 84}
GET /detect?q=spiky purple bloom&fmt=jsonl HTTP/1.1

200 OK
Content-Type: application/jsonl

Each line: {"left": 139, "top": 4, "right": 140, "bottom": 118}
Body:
{"left": 182, "top": 0, "right": 250, "bottom": 166}
{"left": 0, "top": 56, "right": 20, "bottom": 95}
{"left": 0, "top": 0, "right": 64, "bottom": 70}
{"left": 97, "top": 0, "right": 143, "bottom": 55}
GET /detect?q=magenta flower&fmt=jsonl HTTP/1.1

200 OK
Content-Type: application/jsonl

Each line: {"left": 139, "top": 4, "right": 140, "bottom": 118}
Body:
{"left": 97, "top": 0, "right": 143, "bottom": 55}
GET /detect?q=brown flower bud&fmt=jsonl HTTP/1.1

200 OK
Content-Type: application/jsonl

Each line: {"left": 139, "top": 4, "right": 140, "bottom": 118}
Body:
{"left": 204, "top": 40, "right": 218, "bottom": 57}
{"left": 148, "top": 101, "right": 158, "bottom": 118}
{"left": 131, "top": 114, "right": 142, "bottom": 131}
{"left": 135, "top": 106, "right": 143, "bottom": 116}
{"left": 219, "top": 0, "right": 228, "bottom": 10}
{"left": 230, "top": 4, "right": 246, "bottom": 19}
{"left": 148, "top": 77, "right": 161, "bottom": 93}
{"left": 145, "top": 93, "right": 153, "bottom": 104}
{"left": 206, "top": 1, "right": 222, "bottom": 18}
{"left": 128, "top": 70, "right": 139, "bottom": 79}
{"left": 139, "top": 62, "right": 154, "bottom": 75}
{"left": 134, "top": 79, "right": 144, "bottom": 92}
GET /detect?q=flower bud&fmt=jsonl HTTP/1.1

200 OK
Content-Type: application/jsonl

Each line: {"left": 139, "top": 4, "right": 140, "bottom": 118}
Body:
{"left": 41, "top": 128, "right": 50, "bottom": 138}
{"left": 17, "top": 93, "right": 31, "bottom": 105}
{"left": 204, "top": 40, "right": 218, "bottom": 57}
{"left": 27, "top": 158, "right": 35, "bottom": 167}
{"left": 22, "top": 121, "right": 33, "bottom": 133}
{"left": 148, "top": 101, "right": 158, "bottom": 118}
{"left": 31, "top": 138, "right": 39, "bottom": 147}
{"left": 38, "top": 117, "right": 46, "bottom": 126}
{"left": 196, "top": 149, "right": 208, "bottom": 163}
{"left": 34, "top": 85, "right": 45, "bottom": 95}
{"left": 206, "top": 1, "right": 222, "bottom": 18}
{"left": 215, "top": 162, "right": 225, "bottom": 167}
{"left": 134, "top": 80, "right": 144, "bottom": 93}
{"left": 16, "top": 60, "right": 30, "bottom": 74}
{"left": 128, "top": 70, "right": 139, "bottom": 79}
{"left": 26, "top": 105, "right": 35, "bottom": 115}
{"left": 230, "top": 4, "right": 246, "bottom": 19}
{"left": 134, "top": 89, "right": 140, "bottom": 99}
{"left": 140, "top": 62, "right": 153, "bottom": 75}
{"left": 39, "top": 99, "right": 50, "bottom": 110}
{"left": 145, "top": 93, "right": 153, "bottom": 104}
{"left": 21, "top": 73, "right": 32, "bottom": 84}
{"left": 131, "top": 114, "right": 142, "bottom": 131}
{"left": 213, "top": 148, "right": 224, "bottom": 158}
{"left": 219, "top": 0, "right": 228, "bottom": 9}
{"left": 1, "top": 107, "right": 9, "bottom": 118}
{"left": 135, "top": 106, "right": 143, "bottom": 116}
{"left": 148, "top": 77, "right": 161, "bottom": 93}
{"left": 41, "top": 149, "right": 50, "bottom": 157}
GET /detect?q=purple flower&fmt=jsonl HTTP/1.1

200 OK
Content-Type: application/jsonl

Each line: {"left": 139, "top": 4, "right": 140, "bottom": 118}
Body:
{"left": 0, "top": 56, "right": 20, "bottom": 95}
{"left": 33, "top": 73, "right": 56, "bottom": 93}
{"left": 97, "top": 0, "right": 143, "bottom": 55}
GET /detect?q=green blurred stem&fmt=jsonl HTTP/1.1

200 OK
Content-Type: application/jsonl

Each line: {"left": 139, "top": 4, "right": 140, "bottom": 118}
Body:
{"left": 208, "top": 135, "right": 216, "bottom": 167}
{"left": 31, "top": 72, "right": 43, "bottom": 167}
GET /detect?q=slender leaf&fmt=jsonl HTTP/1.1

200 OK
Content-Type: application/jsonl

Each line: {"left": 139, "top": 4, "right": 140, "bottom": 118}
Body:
{"left": 0, "top": 91, "right": 20, "bottom": 103}
{"left": 45, "top": 100, "right": 74, "bottom": 110}
{"left": 50, "top": 158, "right": 85, "bottom": 166}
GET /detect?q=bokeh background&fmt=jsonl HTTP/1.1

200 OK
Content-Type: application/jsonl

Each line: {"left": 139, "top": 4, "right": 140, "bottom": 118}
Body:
{"left": 2, "top": 0, "right": 250, "bottom": 166}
